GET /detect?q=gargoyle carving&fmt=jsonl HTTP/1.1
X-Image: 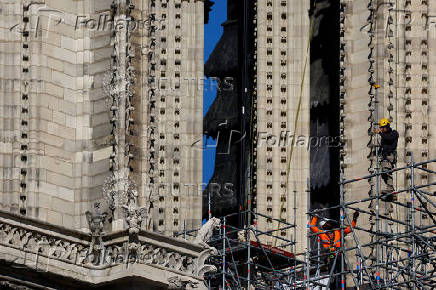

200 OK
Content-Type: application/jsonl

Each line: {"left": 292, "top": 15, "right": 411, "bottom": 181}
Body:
{"left": 194, "top": 217, "right": 221, "bottom": 247}
{"left": 168, "top": 276, "right": 199, "bottom": 289}
{"left": 193, "top": 248, "right": 218, "bottom": 277}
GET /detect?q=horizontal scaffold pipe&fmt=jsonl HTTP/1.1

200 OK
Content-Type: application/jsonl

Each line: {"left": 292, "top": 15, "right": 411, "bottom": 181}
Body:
{"left": 341, "top": 159, "right": 436, "bottom": 185}
{"left": 309, "top": 181, "right": 436, "bottom": 216}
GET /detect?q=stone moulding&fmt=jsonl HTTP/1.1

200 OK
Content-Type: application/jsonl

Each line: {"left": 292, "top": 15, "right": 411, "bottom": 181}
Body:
{"left": 0, "top": 211, "right": 215, "bottom": 289}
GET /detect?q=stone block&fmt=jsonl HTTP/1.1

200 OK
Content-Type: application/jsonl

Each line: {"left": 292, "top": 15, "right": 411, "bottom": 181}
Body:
{"left": 39, "top": 132, "right": 64, "bottom": 147}
{"left": 52, "top": 71, "right": 76, "bottom": 90}
{"left": 53, "top": 46, "right": 77, "bottom": 64}
{"left": 90, "top": 35, "right": 111, "bottom": 50}
{"left": 94, "top": 0, "right": 112, "bottom": 12}
{"left": 62, "top": 213, "right": 74, "bottom": 228}
{"left": 65, "top": 115, "right": 76, "bottom": 128}
{"left": 52, "top": 111, "right": 66, "bottom": 126}
{"left": 40, "top": 156, "right": 73, "bottom": 177}
{"left": 37, "top": 207, "right": 48, "bottom": 221}
{"left": 64, "top": 64, "right": 84, "bottom": 77}
{"left": 77, "top": 127, "right": 93, "bottom": 140}
{"left": 39, "top": 181, "right": 58, "bottom": 197}
{"left": 47, "top": 171, "right": 74, "bottom": 189}
{"left": 92, "top": 146, "right": 111, "bottom": 162}
{"left": 87, "top": 60, "right": 110, "bottom": 75}
{"left": 47, "top": 210, "right": 63, "bottom": 225}
{"left": 90, "top": 112, "right": 108, "bottom": 127}
{"left": 61, "top": 36, "right": 78, "bottom": 51}
{"left": 92, "top": 123, "right": 111, "bottom": 139}
{"left": 93, "top": 47, "right": 112, "bottom": 62}
{"left": 75, "top": 76, "right": 84, "bottom": 90}
{"left": 60, "top": 100, "right": 77, "bottom": 116}
{"left": 37, "top": 193, "right": 51, "bottom": 209}
{"left": 45, "top": 82, "right": 64, "bottom": 98}
{"left": 64, "top": 88, "right": 83, "bottom": 103}
{"left": 51, "top": 197, "right": 74, "bottom": 215}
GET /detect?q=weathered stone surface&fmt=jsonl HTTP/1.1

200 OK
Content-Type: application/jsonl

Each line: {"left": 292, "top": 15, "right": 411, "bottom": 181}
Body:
{"left": 0, "top": 0, "right": 204, "bottom": 236}
{"left": 0, "top": 210, "right": 213, "bottom": 289}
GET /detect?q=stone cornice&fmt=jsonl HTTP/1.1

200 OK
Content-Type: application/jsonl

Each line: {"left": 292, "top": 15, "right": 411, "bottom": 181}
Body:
{"left": 0, "top": 210, "right": 215, "bottom": 289}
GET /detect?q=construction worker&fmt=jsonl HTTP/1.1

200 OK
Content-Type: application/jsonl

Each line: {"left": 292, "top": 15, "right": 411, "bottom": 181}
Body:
{"left": 309, "top": 211, "right": 359, "bottom": 256}
{"left": 310, "top": 212, "right": 359, "bottom": 289}
{"left": 375, "top": 118, "right": 399, "bottom": 200}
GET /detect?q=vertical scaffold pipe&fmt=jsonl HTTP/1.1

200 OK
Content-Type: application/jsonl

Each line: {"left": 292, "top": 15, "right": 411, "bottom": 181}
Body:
{"left": 222, "top": 217, "right": 226, "bottom": 290}
{"left": 410, "top": 153, "right": 416, "bottom": 289}
{"left": 306, "top": 178, "right": 310, "bottom": 290}
{"left": 293, "top": 183, "right": 297, "bottom": 288}
{"left": 247, "top": 213, "right": 251, "bottom": 289}
{"left": 374, "top": 84, "right": 381, "bottom": 288}
{"left": 340, "top": 173, "right": 345, "bottom": 290}
{"left": 293, "top": 183, "right": 297, "bottom": 256}
{"left": 317, "top": 237, "right": 320, "bottom": 278}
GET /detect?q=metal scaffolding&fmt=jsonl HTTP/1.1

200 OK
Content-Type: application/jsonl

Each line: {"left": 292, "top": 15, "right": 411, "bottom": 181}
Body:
{"left": 176, "top": 157, "right": 436, "bottom": 289}
{"left": 305, "top": 156, "right": 436, "bottom": 289}
{"left": 177, "top": 208, "right": 306, "bottom": 289}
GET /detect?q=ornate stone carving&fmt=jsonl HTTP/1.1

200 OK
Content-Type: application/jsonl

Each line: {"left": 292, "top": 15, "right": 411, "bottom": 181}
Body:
{"left": 103, "top": 170, "right": 154, "bottom": 232}
{"left": 193, "top": 248, "right": 218, "bottom": 277}
{"left": 85, "top": 210, "right": 107, "bottom": 253}
{"left": 194, "top": 217, "right": 221, "bottom": 247}
{"left": 122, "top": 198, "right": 149, "bottom": 236}
{"left": 0, "top": 280, "right": 31, "bottom": 290}
{"left": 168, "top": 276, "right": 199, "bottom": 289}
{"left": 102, "top": 170, "right": 137, "bottom": 211}
{"left": 0, "top": 214, "right": 218, "bottom": 286}
{"left": 0, "top": 221, "right": 88, "bottom": 267}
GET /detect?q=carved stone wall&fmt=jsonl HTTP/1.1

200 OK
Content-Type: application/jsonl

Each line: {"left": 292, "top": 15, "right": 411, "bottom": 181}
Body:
{"left": 340, "top": 0, "right": 436, "bottom": 282}
{"left": 254, "top": 0, "right": 310, "bottom": 253}
{"left": 0, "top": 0, "right": 204, "bottom": 235}
{"left": 0, "top": 210, "right": 215, "bottom": 289}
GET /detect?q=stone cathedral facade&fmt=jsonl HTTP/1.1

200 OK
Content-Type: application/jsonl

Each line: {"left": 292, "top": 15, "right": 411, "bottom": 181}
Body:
{"left": 1, "top": 0, "right": 436, "bottom": 288}
{"left": 251, "top": 0, "right": 436, "bottom": 276}
{"left": 250, "top": 0, "right": 436, "bottom": 264}
{"left": 0, "top": 0, "right": 210, "bottom": 288}
{"left": 253, "top": 0, "right": 310, "bottom": 254}
{"left": 339, "top": 0, "right": 436, "bottom": 277}
{"left": 205, "top": 0, "right": 436, "bottom": 275}
{"left": 0, "top": 0, "right": 203, "bottom": 234}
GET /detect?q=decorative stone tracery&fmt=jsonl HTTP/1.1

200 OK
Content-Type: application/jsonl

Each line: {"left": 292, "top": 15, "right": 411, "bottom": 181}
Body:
{"left": 0, "top": 211, "right": 216, "bottom": 287}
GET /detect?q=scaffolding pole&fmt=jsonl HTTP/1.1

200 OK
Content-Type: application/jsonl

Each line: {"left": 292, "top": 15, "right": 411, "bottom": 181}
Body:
{"left": 306, "top": 179, "right": 311, "bottom": 290}
{"left": 340, "top": 172, "right": 345, "bottom": 290}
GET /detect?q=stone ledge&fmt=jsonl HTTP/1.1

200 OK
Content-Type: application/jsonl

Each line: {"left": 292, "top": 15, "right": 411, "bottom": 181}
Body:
{"left": 0, "top": 209, "right": 214, "bottom": 289}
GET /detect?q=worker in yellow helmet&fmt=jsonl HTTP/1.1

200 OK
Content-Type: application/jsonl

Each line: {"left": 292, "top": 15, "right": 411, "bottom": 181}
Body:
{"left": 375, "top": 118, "right": 399, "bottom": 201}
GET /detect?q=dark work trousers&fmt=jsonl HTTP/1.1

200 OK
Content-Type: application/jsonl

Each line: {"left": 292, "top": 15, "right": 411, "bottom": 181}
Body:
{"left": 321, "top": 250, "right": 341, "bottom": 289}
{"left": 380, "top": 153, "right": 395, "bottom": 199}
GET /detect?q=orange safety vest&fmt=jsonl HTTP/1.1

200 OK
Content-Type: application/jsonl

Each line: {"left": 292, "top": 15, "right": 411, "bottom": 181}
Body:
{"left": 309, "top": 217, "right": 356, "bottom": 252}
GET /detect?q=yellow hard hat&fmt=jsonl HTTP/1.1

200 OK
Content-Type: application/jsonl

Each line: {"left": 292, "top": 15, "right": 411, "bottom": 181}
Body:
{"left": 379, "top": 118, "right": 390, "bottom": 127}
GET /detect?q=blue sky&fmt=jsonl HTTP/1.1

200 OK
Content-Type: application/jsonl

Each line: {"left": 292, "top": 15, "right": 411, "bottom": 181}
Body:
{"left": 203, "top": 1, "right": 227, "bottom": 186}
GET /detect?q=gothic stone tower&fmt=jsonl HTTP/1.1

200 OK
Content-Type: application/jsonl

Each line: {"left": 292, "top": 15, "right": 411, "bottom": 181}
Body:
{"left": 340, "top": 0, "right": 436, "bottom": 279}
{"left": 0, "top": 0, "right": 204, "bottom": 236}
{"left": 253, "top": 0, "right": 311, "bottom": 253}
